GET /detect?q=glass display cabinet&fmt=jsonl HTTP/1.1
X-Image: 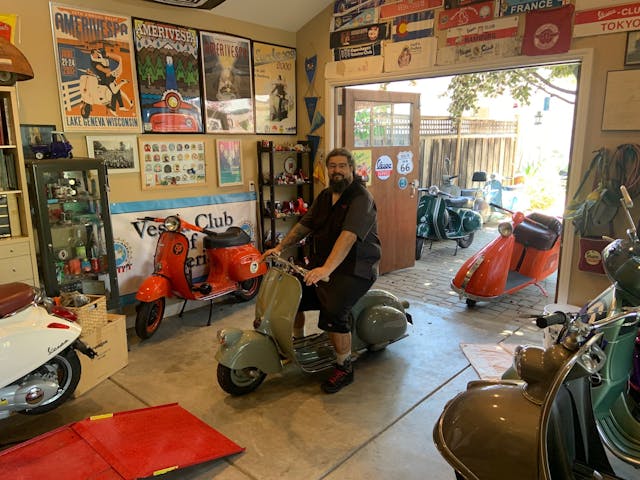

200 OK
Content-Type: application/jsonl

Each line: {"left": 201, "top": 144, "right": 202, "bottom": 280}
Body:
{"left": 26, "top": 158, "right": 120, "bottom": 309}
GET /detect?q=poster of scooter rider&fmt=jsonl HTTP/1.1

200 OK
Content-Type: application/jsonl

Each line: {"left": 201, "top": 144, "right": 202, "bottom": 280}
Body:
{"left": 252, "top": 42, "right": 296, "bottom": 135}
{"left": 132, "top": 18, "right": 204, "bottom": 133}
{"left": 200, "top": 31, "right": 254, "bottom": 134}
{"left": 50, "top": 4, "right": 141, "bottom": 133}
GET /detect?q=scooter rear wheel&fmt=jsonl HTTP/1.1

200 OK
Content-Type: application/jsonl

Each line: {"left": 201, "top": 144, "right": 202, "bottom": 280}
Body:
{"left": 217, "top": 364, "right": 266, "bottom": 395}
{"left": 135, "top": 298, "right": 166, "bottom": 340}
{"left": 20, "top": 348, "right": 81, "bottom": 415}
{"left": 234, "top": 276, "right": 262, "bottom": 302}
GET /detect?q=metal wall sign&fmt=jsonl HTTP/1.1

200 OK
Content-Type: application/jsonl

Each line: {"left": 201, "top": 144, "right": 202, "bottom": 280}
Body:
{"left": 499, "top": 0, "right": 567, "bottom": 17}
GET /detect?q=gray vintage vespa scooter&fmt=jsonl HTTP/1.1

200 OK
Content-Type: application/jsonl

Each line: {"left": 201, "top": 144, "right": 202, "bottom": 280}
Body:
{"left": 215, "top": 255, "right": 412, "bottom": 395}
{"left": 433, "top": 185, "right": 640, "bottom": 479}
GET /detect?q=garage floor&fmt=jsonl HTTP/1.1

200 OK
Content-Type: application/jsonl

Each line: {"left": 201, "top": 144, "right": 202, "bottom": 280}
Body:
{"left": 1, "top": 225, "right": 637, "bottom": 479}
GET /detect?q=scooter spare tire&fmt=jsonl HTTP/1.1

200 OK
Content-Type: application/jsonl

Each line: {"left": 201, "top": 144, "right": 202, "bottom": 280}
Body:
{"left": 217, "top": 364, "right": 266, "bottom": 395}
{"left": 135, "top": 298, "right": 165, "bottom": 340}
{"left": 234, "top": 276, "right": 262, "bottom": 302}
{"left": 456, "top": 233, "right": 474, "bottom": 249}
{"left": 20, "top": 348, "right": 81, "bottom": 415}
{"left": 416, "top": 237, "right": 425, "bottom": 260}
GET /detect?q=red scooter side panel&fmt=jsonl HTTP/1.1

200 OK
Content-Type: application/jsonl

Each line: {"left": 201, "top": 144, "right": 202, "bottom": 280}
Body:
{"left": 517, "top": 243, "right": 560, "bottom": 282}
{"left": 452, "top": 235, "right": 514, "bottom": 298}
{"left": 228, "top": 246, "right": 268, "bottom": 281}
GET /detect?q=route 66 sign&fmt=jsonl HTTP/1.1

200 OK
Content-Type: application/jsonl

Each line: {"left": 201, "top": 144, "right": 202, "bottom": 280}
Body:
{"left": 396, "top": 151, "right": 414, "bottom": 175}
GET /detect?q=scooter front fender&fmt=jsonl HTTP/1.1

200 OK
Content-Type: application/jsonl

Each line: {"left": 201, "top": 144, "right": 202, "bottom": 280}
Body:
{"left": 433, "top": 381, "right": 541, "bottom": 480}
{"left": 215, "top": 329, "right": 283, "bottom": 374}
{"left": 136, "top": 274, "right": 172, "bottom": 302}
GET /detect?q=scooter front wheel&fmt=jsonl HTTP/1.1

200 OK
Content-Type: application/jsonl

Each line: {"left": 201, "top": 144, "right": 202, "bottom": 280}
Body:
{"left": 20, "top": 348, "right": 81, "bottom": 415}
{"left": 135, "top": 298, "right": 166, "bottom": 340}
{"left": 217, "top": 364, "right": 266, "bottom": 395}
{"left": 234, "top": 276, "right": 262, "bottom": 302}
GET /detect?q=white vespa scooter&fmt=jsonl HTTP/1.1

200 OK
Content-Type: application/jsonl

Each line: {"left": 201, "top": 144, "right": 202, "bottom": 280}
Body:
{"left": 0, "top": 282, "right": 96, "bottom": 418}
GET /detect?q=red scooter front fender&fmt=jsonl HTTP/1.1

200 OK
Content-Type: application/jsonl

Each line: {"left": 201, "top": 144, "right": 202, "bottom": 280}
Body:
{"left": 452, "top": 234, "right": 514, "bottom": 299}
{"left": 136, "top": 274, "right": 172, "bottom": 302}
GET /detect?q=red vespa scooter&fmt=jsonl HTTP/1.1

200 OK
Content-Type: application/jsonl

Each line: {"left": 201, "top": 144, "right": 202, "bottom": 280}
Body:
{"left": 135, "top": 215, "right": 267, "bottom": 339}
{"left": 451, "top": 204, "right": 562, "bottom": 307}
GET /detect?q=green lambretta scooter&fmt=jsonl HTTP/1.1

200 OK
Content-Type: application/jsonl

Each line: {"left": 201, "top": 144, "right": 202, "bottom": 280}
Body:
{"left": 416, "top": 185, "right": 483, "bottom": 260}
{"left": 215, "top": 255, "right": 412, "bottom": 395}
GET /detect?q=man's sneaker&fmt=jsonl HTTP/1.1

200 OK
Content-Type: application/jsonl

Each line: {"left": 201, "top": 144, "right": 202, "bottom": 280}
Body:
{"left": 321, "top": 360, "right": 353, "bottom": 394}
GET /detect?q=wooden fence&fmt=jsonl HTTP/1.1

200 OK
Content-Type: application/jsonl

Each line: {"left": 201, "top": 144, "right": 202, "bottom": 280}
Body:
{"left": 419, "top": 117, "right": 519, "bottom": 190}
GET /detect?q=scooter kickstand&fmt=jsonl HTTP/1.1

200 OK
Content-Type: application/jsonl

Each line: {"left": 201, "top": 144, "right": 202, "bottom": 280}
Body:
{"left": 207, "top": 300, "right": 213, "bottom": 326}
{"left": 178, "top": 299, "right": 188, "bottom": 318}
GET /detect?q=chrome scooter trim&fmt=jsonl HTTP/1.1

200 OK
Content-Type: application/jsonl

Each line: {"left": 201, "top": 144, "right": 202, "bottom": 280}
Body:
{"left": 460, "top": 255, "right": 484, "bottom": 290}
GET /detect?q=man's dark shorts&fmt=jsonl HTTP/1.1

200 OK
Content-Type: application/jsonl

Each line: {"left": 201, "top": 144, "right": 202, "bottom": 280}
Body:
{"left": 298, "top": 273, "right": 374, "bottom": 333}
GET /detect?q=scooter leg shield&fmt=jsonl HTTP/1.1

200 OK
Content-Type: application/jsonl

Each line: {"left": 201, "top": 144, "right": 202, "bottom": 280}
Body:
{"left": 215, "top": 329, "right": 283, "bottom": 374}
{"left": 136, "top": 275, "right": 172, "bottom": 302}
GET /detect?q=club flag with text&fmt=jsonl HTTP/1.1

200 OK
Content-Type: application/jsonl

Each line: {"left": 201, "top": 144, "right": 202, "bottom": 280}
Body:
{"left": 522, "top": 4, "right": 574, "bottom": 56}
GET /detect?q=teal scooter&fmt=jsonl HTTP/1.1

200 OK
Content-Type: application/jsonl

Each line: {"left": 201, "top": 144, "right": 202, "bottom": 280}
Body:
{"left": 215, "top": 255, "right": 412, "bottom": 395}
{"left": 416, "top": 185, "right": 483, "bottom": 260}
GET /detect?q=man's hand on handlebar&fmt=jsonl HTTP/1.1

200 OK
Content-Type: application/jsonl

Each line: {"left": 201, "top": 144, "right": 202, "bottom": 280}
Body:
{"left": 304, "top": 266, "right": 331, "bottom": 286}
{"left": 260, "top": 247, "right": 281, "bottom": 263}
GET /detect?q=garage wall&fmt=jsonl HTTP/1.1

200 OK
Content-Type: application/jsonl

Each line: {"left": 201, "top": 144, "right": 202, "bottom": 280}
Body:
{"left": 295, "top": 5, "right": 636, "bottom": 307}
{"left": 4, "top": 0, "right": 297, "bottom": 204}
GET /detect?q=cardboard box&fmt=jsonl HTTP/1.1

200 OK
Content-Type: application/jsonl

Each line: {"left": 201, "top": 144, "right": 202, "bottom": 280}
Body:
{"left": 74, "top": 313, "right": 128, "bottom": 397}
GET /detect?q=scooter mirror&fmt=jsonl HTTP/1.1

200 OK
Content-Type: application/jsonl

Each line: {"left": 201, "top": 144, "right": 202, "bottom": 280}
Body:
{"left": 621, "top": 185, "right": 633, "bottom": 208}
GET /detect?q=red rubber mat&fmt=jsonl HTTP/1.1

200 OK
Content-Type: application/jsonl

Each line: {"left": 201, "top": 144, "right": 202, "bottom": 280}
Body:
{"left": 0, "top": 403, "right": 244, "bottom": 479}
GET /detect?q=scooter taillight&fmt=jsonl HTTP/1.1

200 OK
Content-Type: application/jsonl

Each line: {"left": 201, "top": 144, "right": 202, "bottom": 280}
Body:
{"left": 47, "top": 322, "right": 71, "bottom": 329}
{"left": 51, "top": 305, "right": 78, "bottom": 322}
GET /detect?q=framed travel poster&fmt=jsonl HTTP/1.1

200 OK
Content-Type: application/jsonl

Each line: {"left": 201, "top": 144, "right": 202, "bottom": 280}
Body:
{"left": 139, "top": 137, "right": 207, "bottom": 189}
{"left": 253, "top": 42, "right": 296, "bottom": 135}
{"left": 200, "top": 31, "right": 254, "bottom": 133}
{"left": 49, "top": 3, "right": 140, "bottom": 132}
{"left": 216, "top": 139, "right": 243, "bottom": 186}
{"left": 132, "top": 18, "right": 204, "bottom": 133}
{"left": 86, "top": 135, "right": 139, "bottom": 174}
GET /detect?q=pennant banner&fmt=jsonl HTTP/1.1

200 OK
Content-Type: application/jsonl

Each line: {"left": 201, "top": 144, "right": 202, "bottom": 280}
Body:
{"left": 306, "top": 134, "right": 321, "bottom": 162}
{"left": 392, "top": 10, "right": 436, "bottom": 42}
{"left": 304, "top": 97, "right": 318, "bottom": 125}
{"left": 500, "top": 0, "right": 567, "bottom": 17}
{"left": 438, "top": 1, "right": 495, "bottom": 30}
{"left": 310, "top": 110, "right": 325, "bottom": 133}
{"left": 523, "top": 4, "right": 574, "bottom": 55}
{"left": 333, "top": 7, "right": 378, "bottom": 31}
{"left": 305, "top": 55, "right": 317, "bottom": 84}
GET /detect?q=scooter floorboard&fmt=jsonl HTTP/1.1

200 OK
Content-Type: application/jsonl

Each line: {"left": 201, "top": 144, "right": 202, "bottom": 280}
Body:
{"left": 293, "top": 333, "right": 336, "bottom": 373}
{"left": 505, "top": 270, "right": 534, "bottom": 293}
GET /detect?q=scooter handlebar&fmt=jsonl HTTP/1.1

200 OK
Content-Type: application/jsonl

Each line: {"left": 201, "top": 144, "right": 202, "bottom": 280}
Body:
{"left": 266, "top": 253, "right": 329, "bottom": 282}
{"left": 535, "top": 311, "right": 567, "bottom": 329}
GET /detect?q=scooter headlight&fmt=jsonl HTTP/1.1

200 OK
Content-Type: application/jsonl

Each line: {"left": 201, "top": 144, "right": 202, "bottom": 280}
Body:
{"left": 164, "top": 216, "right": 181, "bottom": 232}
{"left": 498, "top": 222, "right": 513, "bottom": 237}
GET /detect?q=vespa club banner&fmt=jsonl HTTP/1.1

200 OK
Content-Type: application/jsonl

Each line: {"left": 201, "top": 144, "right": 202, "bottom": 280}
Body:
{"left": 330, "top": 23, "right": 389, "bottom": 49}
{"left": 499, "top": 0, "right": 568, "bottom": 17}
{"left": 383, "top": 37, "right": 437, "bottom": 71}
{"left": 522, "top": 4, "right": 574, "bottom": 55}
{"left": 50, "top": 4, "right": 141, "bottom": 132}
{"left": 110, "top": 193, "right": 258, "bottom": 304}
{"left": 200, "top": 31, "right": 254, "bottom": 133}
{"left": 436, "top": 37, "right": 521, "bottom": 64}
{"left": 380, "top": 0, "right": 443, "bottom": 19}
{"left": 574, "top": 2, "right": 640, "bottom": 37}
{"left": 133, "top": 18, "right": 204, "bottom": 133}
{"left": 445, "top": 15, "right": 519, "bottom": 46}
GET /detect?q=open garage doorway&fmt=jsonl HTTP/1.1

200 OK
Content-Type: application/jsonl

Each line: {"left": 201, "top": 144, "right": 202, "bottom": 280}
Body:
{"left": 336, "top": 61, "right": 581, "bottom": 307}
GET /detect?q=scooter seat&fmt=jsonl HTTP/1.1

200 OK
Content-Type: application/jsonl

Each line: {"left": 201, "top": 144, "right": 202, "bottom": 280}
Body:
{"left": 203, "top": 226, "right": 251, "bottom": 249}
{"left": 0, "top": 282, "right": 35, "bottom": 317}
{"left": 444, "top": 196, "right": 468, "bottom": 208}
{"left": 460, "top": 189, "right": 477, "bottom": 198}
{"left": 514, "top": 213, "right": 562, "bottom": 251}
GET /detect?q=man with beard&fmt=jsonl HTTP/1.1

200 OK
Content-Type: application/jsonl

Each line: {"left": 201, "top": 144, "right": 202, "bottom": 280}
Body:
{"left": 261, "top": 148, "right": 381, "bottom": 393}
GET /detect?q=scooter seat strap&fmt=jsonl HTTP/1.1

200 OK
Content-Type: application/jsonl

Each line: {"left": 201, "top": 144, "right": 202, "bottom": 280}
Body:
{"left": 0, "top": 282, "right": 35, "bottom": 317}
{"left": 203, "top": 226, "right": 251, "bottom": 249}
